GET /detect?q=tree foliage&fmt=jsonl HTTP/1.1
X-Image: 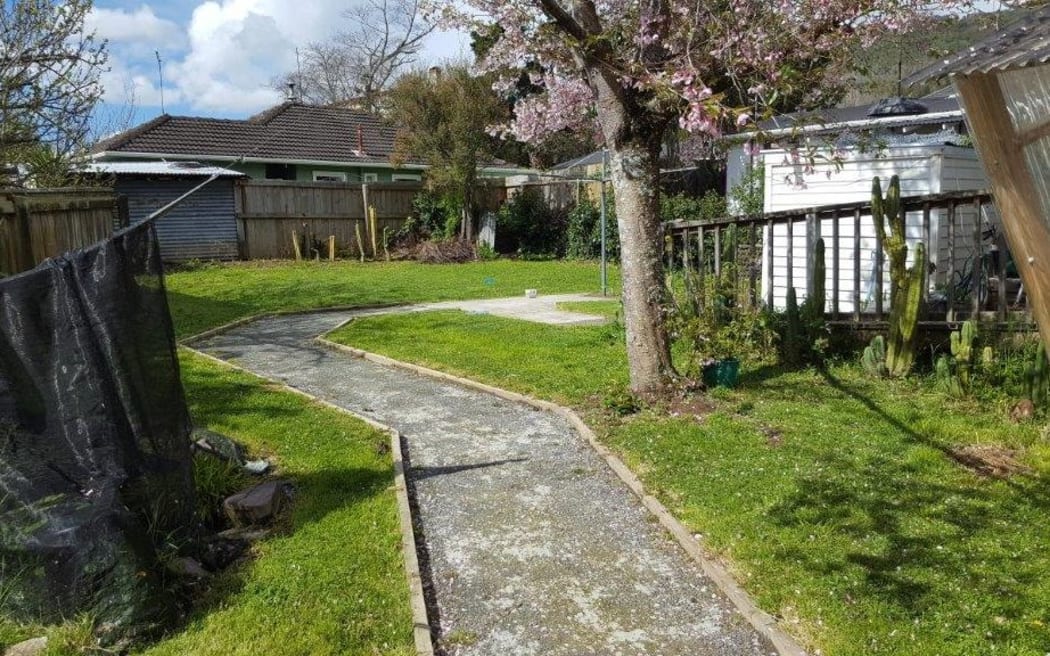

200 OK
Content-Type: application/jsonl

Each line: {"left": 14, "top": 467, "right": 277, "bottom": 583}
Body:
{"left": 274, "top": 0, "right": 433, "bottom": 111}
{"left": 427, "top": 0, "right": 994, "bottom": 395}
{"left": 0, "top": 0, "right": 107, "bottom": 186}
{"left": 385, "top": 66, "right": 507, "bottom": 239}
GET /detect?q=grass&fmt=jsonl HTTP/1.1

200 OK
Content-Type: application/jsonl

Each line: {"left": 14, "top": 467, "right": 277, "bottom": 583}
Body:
{"left": 138, "top": 353, "right": 414, "bottom": 656}
{"left": 166, "top": 259, "right": 618, "bottom": 338}
{"left": 329, "top": 303, "right": 1050, "bottom": 656}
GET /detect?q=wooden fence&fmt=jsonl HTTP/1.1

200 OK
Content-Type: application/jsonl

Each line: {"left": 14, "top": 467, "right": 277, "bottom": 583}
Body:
{"left": 236, "top": 179, "right": 508, "bottom": 259}
{"left": 0, "top": 188, "right": 127, "bottom": 275}
{"left": 664, "top": 189, "right": 1029, "bottom": 327}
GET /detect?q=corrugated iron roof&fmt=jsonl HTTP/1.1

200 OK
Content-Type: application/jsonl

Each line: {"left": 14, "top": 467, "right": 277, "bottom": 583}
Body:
{"left": 756, "top": 96, "right": 962, "bottom": 136}
{"left": 89, "top": 161, "right": 246, "bottom": 177}
{"left": 904, "top": 7, "right": 1050, "bottom": 86}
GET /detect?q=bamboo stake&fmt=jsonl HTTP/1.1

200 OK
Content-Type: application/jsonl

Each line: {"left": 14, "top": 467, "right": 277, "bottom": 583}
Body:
{"left": 355, "top": 223, "right": 366, "bottom": 262}
{"left": 291, "top": 230, "right": 302, "bottom": 261}
{"left": 369, "top": 206, "right": 379, "bottom": 257}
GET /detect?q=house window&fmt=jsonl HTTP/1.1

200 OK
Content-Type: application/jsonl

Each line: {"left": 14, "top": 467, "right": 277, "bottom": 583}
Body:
{"left": 362, "top": 172, "right": 379, "bottom": 182}
{"left": 391, "top": 173, "right": 422, "bottom": 182}
{"left": 265, "top": 163, "right": 296, "bottom": 180}
{"left": 313, "top": 170, "right": 347, "bottom": 182}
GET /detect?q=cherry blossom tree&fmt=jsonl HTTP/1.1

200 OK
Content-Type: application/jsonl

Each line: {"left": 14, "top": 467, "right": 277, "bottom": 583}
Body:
{"left": 432, "top": 0, "right": 983, "bottom": 396}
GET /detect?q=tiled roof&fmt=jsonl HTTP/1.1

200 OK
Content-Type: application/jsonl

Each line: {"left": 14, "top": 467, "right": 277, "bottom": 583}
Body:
{"left": 92, "top": 102, "right": 419, "bottom": 165}
{"left": 904, "top": 7, "right": 1050, "bottom": 86}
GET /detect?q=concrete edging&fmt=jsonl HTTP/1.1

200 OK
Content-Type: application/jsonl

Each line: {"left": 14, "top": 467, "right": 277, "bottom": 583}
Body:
{"left": 179, "top": 345, "right": 435, "bottom": 656}
{"left": 314, "top": 335, "right": 809, "bottom": 656}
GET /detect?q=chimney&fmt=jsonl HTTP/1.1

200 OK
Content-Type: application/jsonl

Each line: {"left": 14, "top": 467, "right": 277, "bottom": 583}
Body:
{"left": 356, "top": 126, "right": 365, "bottom": 156}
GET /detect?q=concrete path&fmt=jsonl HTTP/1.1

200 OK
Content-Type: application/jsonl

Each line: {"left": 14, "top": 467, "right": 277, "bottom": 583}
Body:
{"left": 390, "top": 293, "right": 611, "bottom": 326}
{"left": 191, "top": 304, "right": 778, "bottom": 656}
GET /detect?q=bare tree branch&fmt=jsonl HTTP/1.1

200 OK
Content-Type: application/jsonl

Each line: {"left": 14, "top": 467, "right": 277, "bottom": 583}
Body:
{"left": 272, "top": 0, "right": 434, "bottom": 111}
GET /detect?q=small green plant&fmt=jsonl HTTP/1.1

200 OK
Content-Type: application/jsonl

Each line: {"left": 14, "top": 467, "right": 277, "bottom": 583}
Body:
{"left": 935, "top": 321, "right": 990, "bottom": 398}
{"left": 193, "top": 452, "right": 254, "bottom": 528}
{"left": 476, "top": 241, "right": 497, "bottom": 261}
{"left": 777, "top": 239, "right": 829, "bottom": 367}
{"left": 862, "top": 335, "right": 888, "bottom": 377}
{"left": 729, "top": 163, "right": 764, "bottom": 216}
{"left": 603, "top": 386, "right": 641, "bottom": 416}
{"left": 1025, "top": 342, "right": 1050, "bottom": 408}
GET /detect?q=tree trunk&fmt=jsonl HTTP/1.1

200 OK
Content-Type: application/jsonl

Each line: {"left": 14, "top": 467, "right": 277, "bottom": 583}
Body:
{"left": 606, "top": 141, "right": 675, "bottom": 396}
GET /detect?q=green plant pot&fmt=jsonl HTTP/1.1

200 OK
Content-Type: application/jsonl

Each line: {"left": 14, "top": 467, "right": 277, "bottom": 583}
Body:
{"left": 702, "top": 358, "right": 740, "bottom": 388}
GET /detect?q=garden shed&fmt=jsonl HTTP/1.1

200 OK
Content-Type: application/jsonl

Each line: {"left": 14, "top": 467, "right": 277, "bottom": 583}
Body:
{"left": 92, "top": 161, "right": 245, "bottom": 261}
{"left": 728, "top": 93, "right": 995, "bottom": 312}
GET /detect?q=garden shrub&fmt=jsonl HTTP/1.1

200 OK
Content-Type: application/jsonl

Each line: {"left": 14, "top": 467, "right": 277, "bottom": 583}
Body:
{"left": 660, "top": 190, "right": 727, "bottom": 223}
{"left": 495, "top": 187, "right": 567, "bottom": 257}
{"left": 399, "top": 191, "right": 461, "bottom": 242}
{"left": 566, "top": 196, "right": 619, "bottom": 260}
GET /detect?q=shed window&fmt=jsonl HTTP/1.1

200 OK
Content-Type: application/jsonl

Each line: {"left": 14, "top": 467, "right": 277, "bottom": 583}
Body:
{"left": 391, "top": 173, "right": 422, "bottom": 182}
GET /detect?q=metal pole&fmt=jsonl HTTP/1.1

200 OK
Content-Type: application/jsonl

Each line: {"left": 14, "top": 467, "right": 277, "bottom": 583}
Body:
{"left": 600, "top": 149, "right": 608, "bottom": 296}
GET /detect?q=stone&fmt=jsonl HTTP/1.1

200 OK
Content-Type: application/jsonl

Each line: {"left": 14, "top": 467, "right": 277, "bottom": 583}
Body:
{"left": 192, "top": 428, "right": 246, "bottom": 465}
{"left": 216, "top": 527, "right": 271, "bottom": 542}
{"left": 200, "top": 538, "right": 250, "bottom": 571}
{"left": 243, "top": 459, "right": 270, "bottom": 475}
{"left": 4, "top": 637, "right": 47, "bottom": 656}
{"left": 166, "top": 557, "right": 210, "bottom": 579}
{"left": 223, "top": 480, "right": 292, "bottom": 527}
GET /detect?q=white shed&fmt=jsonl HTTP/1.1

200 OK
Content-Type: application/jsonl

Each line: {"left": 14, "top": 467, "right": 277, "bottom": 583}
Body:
{"left": 758, "top": 144, "right": 991, "bottom": 312}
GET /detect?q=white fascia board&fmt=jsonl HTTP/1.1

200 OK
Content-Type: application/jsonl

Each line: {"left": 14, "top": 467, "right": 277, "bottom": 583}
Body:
{"left": 93, "top": 151, "right": 428, "bottom": 171}
{"left": 730, "top": 110, "right": 965, "bottom": 143}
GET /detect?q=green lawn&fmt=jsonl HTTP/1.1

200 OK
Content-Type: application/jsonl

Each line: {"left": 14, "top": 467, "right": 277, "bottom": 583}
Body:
{"left": 166, "top": 259, "right": 617, "bottom": 338}
{"left": 329, "top": 304, "right": 1050, "bottom": 656}
{"left": 138, "top": 353, "right": 414, "bottom": 656}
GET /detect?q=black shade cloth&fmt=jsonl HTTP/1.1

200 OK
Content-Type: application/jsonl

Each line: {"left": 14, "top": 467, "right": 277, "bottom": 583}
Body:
{"left": 0, "top": 219, "right": 196, "bottom": 639}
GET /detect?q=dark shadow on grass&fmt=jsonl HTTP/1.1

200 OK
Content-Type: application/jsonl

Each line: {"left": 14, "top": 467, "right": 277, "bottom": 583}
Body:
{"left": 764, "top": 366, "right": 1050, "bottom": 628}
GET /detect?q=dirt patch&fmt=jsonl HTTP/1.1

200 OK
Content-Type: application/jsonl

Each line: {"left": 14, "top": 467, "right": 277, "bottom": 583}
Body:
{"left": 760, "top": 425, "right": 784, "bottom": 448}
{"left": 948, "top": 444, "right": 1032, "bottom": 479}
{"left": 663, "top": 393, "right": 717, "bottom": 421}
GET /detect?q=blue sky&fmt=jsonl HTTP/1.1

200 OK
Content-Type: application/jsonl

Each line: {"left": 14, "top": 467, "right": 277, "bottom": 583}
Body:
{"left": 88, "top": 0, "right": 471, "bottom": 133}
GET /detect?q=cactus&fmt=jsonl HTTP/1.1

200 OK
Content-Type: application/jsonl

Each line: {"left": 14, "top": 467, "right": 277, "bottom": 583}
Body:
{"left": 862, "top": 335, "right": 888, "bottom": 377}
{"left": 874, "top": 175, "right": 925, "bottom": 377}
{"left": 936, "top": 354, "right": 965, "bottom": 397}
{"left": 782, "top": 287, "right": 803, "bottom": 367}
{"left": 1025, "top": 342, "right": 1049, "bottom": 408}
{"left": 950, "top": 320, "right": 977, "bottom": 390}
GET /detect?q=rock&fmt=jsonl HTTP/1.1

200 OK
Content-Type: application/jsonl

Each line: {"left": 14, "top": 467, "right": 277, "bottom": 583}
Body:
{"left": 4, "top": 637, "right": 47, "bottom": 656}
{"left": 166, "top": 557, "right": 210, "bottom": 579}
{"left": 200, "top": 538, "right": 250, "bottom": 571}
{"left": 1010, "top": 399, "right": 1036, "bottom": 423}
{"left": 223, "top": 480, "right": 292, "bottom": 527}
{"left": 192, "top": 428, "right": 246, "bottom": 465}
{"left": 243, "top": 459, "right": 270, "bottom": 475}
{"left": 217, "top": 526, "right": 271, "bottom": 542}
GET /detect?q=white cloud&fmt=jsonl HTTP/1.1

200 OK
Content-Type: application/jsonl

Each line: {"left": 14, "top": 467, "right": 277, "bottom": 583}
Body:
{"left": 86, "top": 5, "right": 185, "bottom": 48}
{"left": 167, "top": 0, "right": 349, "bottom": 112}
{"left": 92, "top": 0, "right": 473, "bottom": 116}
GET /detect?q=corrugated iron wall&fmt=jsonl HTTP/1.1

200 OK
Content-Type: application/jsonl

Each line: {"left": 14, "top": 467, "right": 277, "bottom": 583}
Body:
{"left": 116, "top": 177, "right": 238, "bottom": 261}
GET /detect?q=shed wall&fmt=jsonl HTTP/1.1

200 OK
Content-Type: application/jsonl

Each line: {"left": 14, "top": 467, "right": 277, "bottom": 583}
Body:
{"left": 115, "top": 176, "right": 239, "bottom": 261}
{"left": 760, "top": 146, "right": 987, "bottom": 311}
